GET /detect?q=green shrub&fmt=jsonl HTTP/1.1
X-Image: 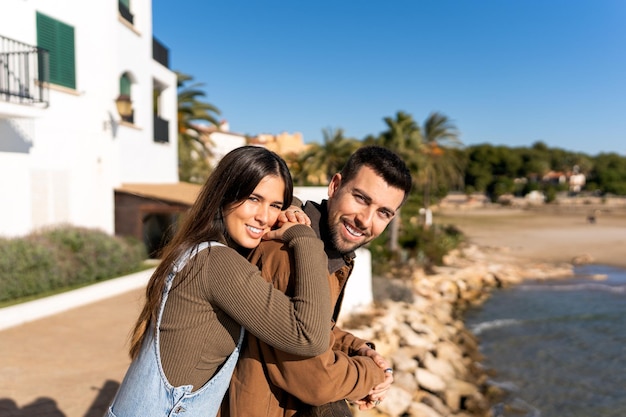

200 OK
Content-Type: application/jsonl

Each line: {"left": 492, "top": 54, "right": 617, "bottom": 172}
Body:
{"left": 0, "top": 236, "right": 60, "bottom": 300}
{"left": 399, "top": 224, "right": 464, "bottom": 267}
{"left": 0, "top": 225, "right": 146, "bottom": 303}
{"left": 369, "top": 221, "right": 465, "bottom": 276}
{"left": 39, "top": 226, "right": 145, "bottom": 282}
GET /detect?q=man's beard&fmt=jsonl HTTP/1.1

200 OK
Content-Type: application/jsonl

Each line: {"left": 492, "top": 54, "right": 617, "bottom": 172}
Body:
{"left": 328, "top": 220, "right": 370, "bottom": 254}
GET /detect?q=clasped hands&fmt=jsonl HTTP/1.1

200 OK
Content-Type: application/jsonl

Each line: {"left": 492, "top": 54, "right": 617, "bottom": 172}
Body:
{"left": 351, "top": 345, "right": 394, "bottom": 410}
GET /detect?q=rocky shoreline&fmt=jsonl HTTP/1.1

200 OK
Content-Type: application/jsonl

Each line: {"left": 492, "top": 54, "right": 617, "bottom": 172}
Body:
{"left": 341, "top": 243, "right": 574, "bottom": 417}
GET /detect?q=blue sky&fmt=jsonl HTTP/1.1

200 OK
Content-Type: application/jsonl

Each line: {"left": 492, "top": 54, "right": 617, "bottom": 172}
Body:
{"left": 152, "top": 0, "right": 626, "bottom": 156}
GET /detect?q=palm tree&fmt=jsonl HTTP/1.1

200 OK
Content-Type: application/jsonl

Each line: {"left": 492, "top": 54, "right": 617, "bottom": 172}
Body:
{"left": 368, "top": 111, "right": 422, "bottom": 253}
{"left": 176, "top": 71, "right": 221, "bottom": 183}
{"left": 374, "top": 111, "right": 423, "bottom": 173}
{"left": 419, "top": 112, "right": 463, "bottom": 223}
{"left": 296, "top": 128, "right": 360, "bottom": 185}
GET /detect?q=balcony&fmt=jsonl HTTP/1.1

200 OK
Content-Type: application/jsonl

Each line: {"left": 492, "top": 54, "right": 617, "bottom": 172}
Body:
{"left": 152, "top": 37, "right": 169, "bottom": 68}
{"left": 154, "top": 115, "right": 169, "bottom": 143}
{"left": 0, "top": 35, "right": 49, "bottom": 108}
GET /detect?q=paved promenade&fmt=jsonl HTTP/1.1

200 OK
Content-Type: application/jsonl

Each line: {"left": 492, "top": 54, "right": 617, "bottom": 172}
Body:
{"left": 0, "top": 269, "right": 155, "bottom": 417}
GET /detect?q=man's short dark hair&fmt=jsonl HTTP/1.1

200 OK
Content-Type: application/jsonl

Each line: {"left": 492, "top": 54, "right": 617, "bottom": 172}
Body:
{"left": 340, "top": 146, "right": 412, "bottom": 202}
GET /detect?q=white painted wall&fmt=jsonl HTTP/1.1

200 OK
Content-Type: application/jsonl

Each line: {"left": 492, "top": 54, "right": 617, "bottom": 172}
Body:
{"left": 208, "top": 132, "right": 247, "bottom": 167}
{"left": 0, "top": 0, "right": 177, "bottom": 237}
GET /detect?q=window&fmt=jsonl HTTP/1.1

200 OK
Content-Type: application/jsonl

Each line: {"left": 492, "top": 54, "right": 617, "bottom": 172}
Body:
{"left": 120, "top": 73, "right": 131, "bottom": 97}
{"left": 36, "top": 12, "right": 76, "bottom": 89}
{"left": 119, "top": 0, "right": 134, "bottom": 24}
{"left": 153, "top": 84, "right": 169, "bottom": 143}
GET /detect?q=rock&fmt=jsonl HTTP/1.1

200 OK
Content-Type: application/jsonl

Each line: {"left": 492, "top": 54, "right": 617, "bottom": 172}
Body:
{"left": 436, "top": 341, "right": 467, "bottom": 376}
{"left": 572, "top": 253, "right": 594, "bottom": 265}
{"left": 444, "top": 378, "right": 480, "bottom": 411}
{"left": 376, "top": 386, "right": 413, "bottom": 417}
{"left": 416, "top": 368, "right": 446, "bottom": 393}
{"left": 408, "top": 401, "right": 443, "bottom": 417}
{"left": 415, "top": 391, "right": 451, "bottom": 416}
{"left": 398, "top": 323, "right": 435, "bottom": 350}
{"left": 423, "top": 351, "right": 457, "bottom": 380}
{"left": 393, "top": 370, "right": 418, "bottom": 393}
{"left": 390, "top": 349, "right": 419, "bottom": 373}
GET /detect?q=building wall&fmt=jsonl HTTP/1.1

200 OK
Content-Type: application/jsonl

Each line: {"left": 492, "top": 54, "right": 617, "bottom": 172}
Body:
{"left": 207, "top": 131, "right": 247, "bottom": 167}
{"left": 249, "top": 131, "right": 307, "bottom": 155}
{"left": 0, "top": 0, "right": 177, "bottom": 237}
{"left": 114, "top": 192, "right": 188, "bottom": 257}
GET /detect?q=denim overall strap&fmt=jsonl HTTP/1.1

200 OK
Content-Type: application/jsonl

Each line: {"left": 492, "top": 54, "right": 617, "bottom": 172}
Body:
{"left": 107, "top": 242, "right": 245, "bottom": 417}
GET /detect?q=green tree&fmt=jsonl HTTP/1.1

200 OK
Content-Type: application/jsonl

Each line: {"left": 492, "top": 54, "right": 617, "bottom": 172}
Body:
{"left": 590, "top": 153, "right": 626, "bottom": 195}
{"left": 372, "top": 111, "right": 423, "bottom": 174}
{"left": 176, "top": 71, "right": 221, "bottom": 183}
{"left": 418, "top": 112, "right": 463, "bottom": 210}
{"left": 464, "top": 144, "right": 497, "bottom": 192}
{"left": 296, "top": 128, "right": 360, "bottom": 185}
{"left": 365, "top": 111, "right": 428, "bottom": 253}
{"left": 519, "top": 142, "right": 551, "bottom": 181}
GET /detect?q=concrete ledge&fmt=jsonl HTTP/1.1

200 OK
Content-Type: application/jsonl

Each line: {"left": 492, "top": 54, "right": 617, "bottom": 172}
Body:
{"left": 0, "top": 267, "right": 155, "bottom": 331}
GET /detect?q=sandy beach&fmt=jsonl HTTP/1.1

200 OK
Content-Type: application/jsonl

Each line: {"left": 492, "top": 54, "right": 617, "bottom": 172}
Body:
{"left": 436, "top": 205, "right": 626, "bottom": 269}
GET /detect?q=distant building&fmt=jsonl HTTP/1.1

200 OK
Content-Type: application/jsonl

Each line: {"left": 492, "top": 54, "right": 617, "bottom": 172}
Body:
{"left": 195, "top": 120, "right": 247, "bottom": 167}
{"left": 569, "top": 166, "right": 586, "bottom": 193}
{"left": 248, "top": 131, "right": 308, "bottom": 156}
{"left": 542, "top": 171, "right": 567, "bottom": 185}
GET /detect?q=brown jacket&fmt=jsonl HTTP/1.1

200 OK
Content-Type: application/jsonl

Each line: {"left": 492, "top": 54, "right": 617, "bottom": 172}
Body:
{"left": 222, "top": 201, "right": 385, "bottom": 417}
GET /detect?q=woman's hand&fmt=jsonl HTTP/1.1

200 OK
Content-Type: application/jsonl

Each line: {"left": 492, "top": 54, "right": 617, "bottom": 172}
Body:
{"left": 262, "top": 206, "right": 311, "bottom": 241}
{"left": 262, "top": 221, "right": 299, "bottom": 241}
{"left": 277, "top": 205, "right": 311, "bottom": 226}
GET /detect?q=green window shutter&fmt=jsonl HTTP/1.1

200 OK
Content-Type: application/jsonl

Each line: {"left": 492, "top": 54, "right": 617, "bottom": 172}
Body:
{"left": 36, "top": 12, "right": 76, "bottom": 89}
{"left": 56, "top": 23, "right": 75, "bottom": 89}
{"left": 120, "top": 74, "right": 131, "bottom": 96}
{"left": 120, "top": 0, "right": 130, "bottom": 8}
{"left": 36, "top": 13, "right": 57, "bottom": 83}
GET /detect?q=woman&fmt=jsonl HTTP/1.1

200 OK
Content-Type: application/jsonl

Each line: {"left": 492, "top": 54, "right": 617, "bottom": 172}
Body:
{"left": 107, "top": 146, "right": 330, "bottom": 417}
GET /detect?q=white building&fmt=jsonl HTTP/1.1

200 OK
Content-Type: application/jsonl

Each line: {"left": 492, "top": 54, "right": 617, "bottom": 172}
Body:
{"left": 0, "top": 0, "right": 178, "bottom": 238}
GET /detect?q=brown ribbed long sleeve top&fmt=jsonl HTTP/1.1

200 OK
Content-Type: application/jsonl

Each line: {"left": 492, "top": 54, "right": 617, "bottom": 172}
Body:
{"left": 159, "top": 224, "right": 330, "bottom": 390}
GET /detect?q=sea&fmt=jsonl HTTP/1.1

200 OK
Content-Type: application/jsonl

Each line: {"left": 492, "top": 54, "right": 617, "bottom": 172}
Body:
{"left": 464, "top": 264, "right": 626, "bottom": 417}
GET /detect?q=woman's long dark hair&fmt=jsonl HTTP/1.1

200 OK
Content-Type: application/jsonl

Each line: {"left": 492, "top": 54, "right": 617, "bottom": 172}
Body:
{"left": 129, "top": 146, "right": 293, "bottom": 359}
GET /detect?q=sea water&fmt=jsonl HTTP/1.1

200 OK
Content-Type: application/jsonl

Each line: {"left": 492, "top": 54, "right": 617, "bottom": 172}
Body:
{"left": 464, "top": 265, "right": 626, "bottom": 417}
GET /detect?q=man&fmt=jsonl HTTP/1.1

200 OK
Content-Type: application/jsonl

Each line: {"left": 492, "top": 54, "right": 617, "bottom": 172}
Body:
{"left": 223, "top": 146, "right": 413, "bottom": 417}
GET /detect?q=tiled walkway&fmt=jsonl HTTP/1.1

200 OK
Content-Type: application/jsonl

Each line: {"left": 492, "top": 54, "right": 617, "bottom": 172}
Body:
{"left": 0, "top": 273, "right": 152, "bottom": 417}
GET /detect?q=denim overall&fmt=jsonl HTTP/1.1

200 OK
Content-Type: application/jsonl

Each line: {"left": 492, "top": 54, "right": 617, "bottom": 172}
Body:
{"left": 107, "top": 242, "right": 245, "bottom": 417}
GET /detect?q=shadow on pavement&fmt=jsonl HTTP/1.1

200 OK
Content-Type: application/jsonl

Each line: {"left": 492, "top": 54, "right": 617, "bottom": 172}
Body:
{"left": 0, "top": 380, "right": 120, "bottom": 417}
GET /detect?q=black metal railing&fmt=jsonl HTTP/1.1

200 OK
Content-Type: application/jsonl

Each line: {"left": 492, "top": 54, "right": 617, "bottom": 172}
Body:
{"left": 0, "top": 35, "right": 49, "bottom": 106}
{"left": 152, "top": 37, "right": 169, "bottom": 68}
{"left": 154, "top": 115, "right": 169, "bottom": 143}
{"left": 118, "top": 1, "right": 134, "bottom": 24}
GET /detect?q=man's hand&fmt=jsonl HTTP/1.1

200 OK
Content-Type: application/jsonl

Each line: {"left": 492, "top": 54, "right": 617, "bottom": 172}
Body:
{"left": 352, "top": 344, "right": 394, "bottom": 409}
